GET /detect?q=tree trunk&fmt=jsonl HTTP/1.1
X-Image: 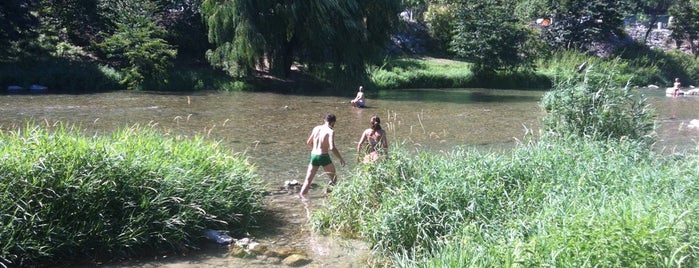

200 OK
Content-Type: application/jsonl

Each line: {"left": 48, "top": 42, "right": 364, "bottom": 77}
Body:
{"left": 282, "top": 34, "right": 298, "bottom": 78}
{"left": 643, "top": 15, "right": 658, "bottom": 44}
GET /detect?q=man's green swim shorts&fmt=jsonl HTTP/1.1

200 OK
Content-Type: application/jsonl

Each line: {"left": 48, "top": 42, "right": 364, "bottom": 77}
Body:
{"left": 310, "top": 154, "right": 332, "bottom": 167}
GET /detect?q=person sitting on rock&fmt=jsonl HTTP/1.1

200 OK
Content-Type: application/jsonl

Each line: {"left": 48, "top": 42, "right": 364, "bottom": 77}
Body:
{"left": 350, "top": 86, "right": 366, "bottom": 108}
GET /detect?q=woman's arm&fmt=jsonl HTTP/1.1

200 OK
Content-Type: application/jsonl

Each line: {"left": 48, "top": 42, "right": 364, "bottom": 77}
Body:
{"left": 357, "top": 130, "right": 368, "bottom": 153}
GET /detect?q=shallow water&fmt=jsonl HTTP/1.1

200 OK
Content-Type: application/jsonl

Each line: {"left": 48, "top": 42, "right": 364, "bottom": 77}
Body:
{"left": 1, "top": 87, "right": 697, "bottom": 267}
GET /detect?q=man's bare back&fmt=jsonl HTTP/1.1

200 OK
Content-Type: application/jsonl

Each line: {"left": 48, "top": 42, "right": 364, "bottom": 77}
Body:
{"left": 299, "top": 114, "right": 345, "bottom": 199}
{"left": 308, "top": 124, "right": 334, "bottom": 154}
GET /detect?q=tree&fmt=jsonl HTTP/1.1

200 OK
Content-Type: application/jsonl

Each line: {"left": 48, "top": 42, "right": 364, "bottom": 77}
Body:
{"left": 668, "top": 0, "right": 699, "bottom": 57}
{"left": 423, "top": 1, "right": 458, "bottom": 55}
{"left": 97, "top": 0, "right": 176, "bottom": 90}
{"left": 449, "top": 0, "right": 531, "bottom": 73}
{"left": 201, "top": 0, "right": 401, "bottom": 83}
{"left": 157, "top": 0, "right": 209, "bottom": 61}
{"left": 632, "top": 0, "right": 677, "bottom": 44}
{"left": 541, "top": 0, "right": 627, "bottom": 51}
{"left": 0, "top": 0, "right": 42, "bottom": 61}
{"left": 39, "top": 0, "right": 105, "bottom": 47}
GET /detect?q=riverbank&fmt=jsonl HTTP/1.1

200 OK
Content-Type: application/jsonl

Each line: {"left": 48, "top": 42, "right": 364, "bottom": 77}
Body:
{"left": 315, "top": 136, "right": 699, "bottom": 267}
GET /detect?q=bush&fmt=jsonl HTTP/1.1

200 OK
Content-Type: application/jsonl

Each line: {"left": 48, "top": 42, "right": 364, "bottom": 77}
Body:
{"left": 0, "top": 124, "right": 264, "bottom": 266}
{"left": 0, "top": 58, "right": 122, "bottom": 93}
{"left": 541, "top": 63, "right": 656, "bottom": 147}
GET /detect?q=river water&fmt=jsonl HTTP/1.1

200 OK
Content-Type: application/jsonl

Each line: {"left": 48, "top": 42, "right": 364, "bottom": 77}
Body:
{"left": 1, "top": 88, "right": 697, "bottom": 267}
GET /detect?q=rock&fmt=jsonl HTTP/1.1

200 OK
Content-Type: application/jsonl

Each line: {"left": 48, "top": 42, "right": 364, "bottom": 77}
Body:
{"left": 265, "top": 247, "right": 305, "bottom": 258}
{"left": 229, "top": 246, "right": 247, "bottom": 258}
{"left": 282, "top": 254, "right": 311, "bottom": 266}
{"left": 685, "top": 89, "right": 699, "bottom": 95}
{"left": 688, "top": 119, "right": 699, "bottom": 129}
{"left": 204, "top": 229, "right": 233, "bottom": 244}
{"left": 248, "top": 242, "right": 268, "bottom": 255}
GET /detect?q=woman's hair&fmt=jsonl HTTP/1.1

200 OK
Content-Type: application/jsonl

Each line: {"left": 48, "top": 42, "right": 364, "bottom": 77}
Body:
{"left": 370, "top": 115, "right": 381, "bottom": 131}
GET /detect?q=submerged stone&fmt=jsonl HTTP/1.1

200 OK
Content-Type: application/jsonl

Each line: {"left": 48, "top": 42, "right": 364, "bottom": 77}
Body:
{"left": 282, "top": 254, "right": 311, "bottom": 266}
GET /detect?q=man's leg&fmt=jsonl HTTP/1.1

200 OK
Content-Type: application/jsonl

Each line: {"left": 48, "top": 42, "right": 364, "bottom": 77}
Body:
{"left": 322, "top": 163, "right": 337, "bottom": 188}
{"left": 299, "top": 164, "right": 318, "bottom": 198}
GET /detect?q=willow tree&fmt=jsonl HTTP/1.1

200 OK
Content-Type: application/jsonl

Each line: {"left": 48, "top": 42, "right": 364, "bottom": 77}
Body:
{"left": 201, "top": 0, "right": 401, "bottom": 82}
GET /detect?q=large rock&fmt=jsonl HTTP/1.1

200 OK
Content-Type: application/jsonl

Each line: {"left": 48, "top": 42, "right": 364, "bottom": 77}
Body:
{"left": 282, "top": 254, "right": 311, "bottom": 266}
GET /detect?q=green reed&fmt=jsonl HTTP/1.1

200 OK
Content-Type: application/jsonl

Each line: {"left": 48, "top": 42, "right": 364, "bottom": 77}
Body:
{"left": 0, "top": 124, "right": 264, "bottom": 266}
{"left": 313, "top": 136, "right": 699, "bottom": 267}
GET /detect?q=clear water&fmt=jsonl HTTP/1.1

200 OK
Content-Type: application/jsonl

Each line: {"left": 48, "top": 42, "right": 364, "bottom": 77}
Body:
{"left": 1, "top": 87, "right": 696, "bottom": 267}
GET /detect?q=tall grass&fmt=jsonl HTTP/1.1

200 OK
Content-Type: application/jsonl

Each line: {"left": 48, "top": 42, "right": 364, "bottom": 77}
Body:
{"left": 541, "top": 63, "right": 656, "bottom": 147}
{"left": 369, "top": 57, "right": 475, "bottom": 89}
{"left": 313, "top": 137, "right": 699, "bottom": 267}
{"left": 369, "top": 57, "right": 550, "bottom": 90}
{"left": 0, "top": 124, "right": 264, "bottom": 267}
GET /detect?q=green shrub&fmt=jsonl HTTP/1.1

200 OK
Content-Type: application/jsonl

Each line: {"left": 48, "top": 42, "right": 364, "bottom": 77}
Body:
{"left": 0, "top": 124, "right": 264, "bottom": 266}
{"left": 541, "top": 63, "right": 656, "bottom": 147}
{"left": 0, "top": 59, "right": 122, "bottom": 93}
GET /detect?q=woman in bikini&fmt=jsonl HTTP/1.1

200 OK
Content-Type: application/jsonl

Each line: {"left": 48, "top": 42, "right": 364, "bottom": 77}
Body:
{"left": 356, "top": 115, "right": 389, "bottom": 163}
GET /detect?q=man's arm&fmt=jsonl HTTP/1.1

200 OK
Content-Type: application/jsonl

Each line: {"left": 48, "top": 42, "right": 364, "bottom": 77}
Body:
{"left": 306, "top": 127, "right": 317, "bottom": 147}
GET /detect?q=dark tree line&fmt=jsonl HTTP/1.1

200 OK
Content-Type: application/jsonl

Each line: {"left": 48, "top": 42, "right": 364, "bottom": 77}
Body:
{"left": 1, "top": 0, "right": 697, "bottom": 90}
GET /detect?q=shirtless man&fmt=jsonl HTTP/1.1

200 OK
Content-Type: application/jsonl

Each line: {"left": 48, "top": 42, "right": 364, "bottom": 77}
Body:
{"left": 299, "top": 114, "right": 346, "bottom": 199}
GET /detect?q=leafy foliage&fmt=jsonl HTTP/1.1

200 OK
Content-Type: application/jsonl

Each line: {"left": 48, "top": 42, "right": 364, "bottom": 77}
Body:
{"left": 668, "top": 0, "right": 699, "bottom": 57}
{"left": 541, "top": 0, "right": 627, "bottom": 51}
{"left": 0, "top": 1, "right": 44, "bottom": 62}
{"left": 201, "top": 0, "right": 401, "bottom": 84}
{"left": 449, "top": 0, "right": 532, "bottom": 73}
{"left": 422, "top": 1, "right": 458, "bottom": 55}
{"left": 98, "top": 4, "right": 177, "bottom": 90}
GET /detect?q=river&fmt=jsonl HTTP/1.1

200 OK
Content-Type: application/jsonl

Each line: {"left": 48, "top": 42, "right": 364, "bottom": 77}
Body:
{"left": 1, "top": 87, "right": 697, "bottom": 267}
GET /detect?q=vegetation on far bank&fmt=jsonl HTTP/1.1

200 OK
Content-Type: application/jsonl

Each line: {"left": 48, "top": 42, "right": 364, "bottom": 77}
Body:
{"left": 3, "top": 0, "right": 699, "bottom": 92}
{"left": 0, "top": 125, "right": 265, "bottom": 267}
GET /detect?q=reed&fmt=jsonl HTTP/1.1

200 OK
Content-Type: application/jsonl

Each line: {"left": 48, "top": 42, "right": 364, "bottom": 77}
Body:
{"left": 313, "top": 136, "right": 699, "bottom": 267}
{"left": 0, "top": 124, "right": 264, "bottom": 266}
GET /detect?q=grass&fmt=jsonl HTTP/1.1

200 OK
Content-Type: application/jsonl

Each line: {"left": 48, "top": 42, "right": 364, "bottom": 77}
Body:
{"left": 369, "top": 57, "right": 475, "bottom": 89}
{"left": 369, "top": 56, "right": 552, "bottom": 90}
{"left": 0, "top": 124, "right": 265, "bottom": 267}
{"left": 313, "top": 136, "right": 699, "bottom": 267}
